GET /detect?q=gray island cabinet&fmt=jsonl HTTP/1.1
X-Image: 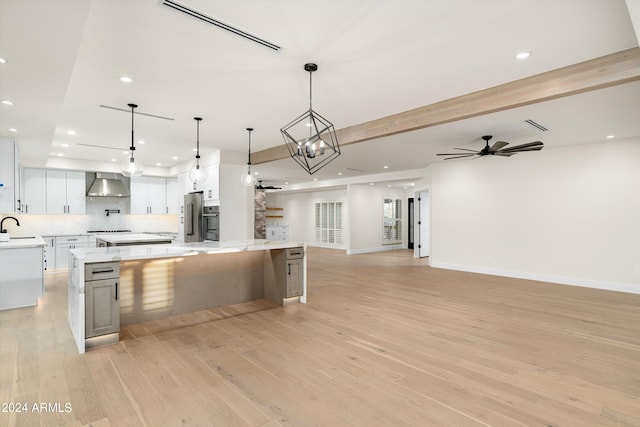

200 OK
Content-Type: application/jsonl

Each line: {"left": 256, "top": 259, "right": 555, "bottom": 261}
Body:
{"left": 68, "top": 240, "right": 306, "bottom": 353}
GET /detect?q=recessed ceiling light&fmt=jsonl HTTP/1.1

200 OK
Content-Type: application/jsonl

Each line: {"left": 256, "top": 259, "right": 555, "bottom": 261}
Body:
{"left": 61, "top": 143, "right": 69, "bottom": 148}
{"left": 515, "top": 51, "right": 531, "bottom": 60}
{"left": 2, "top": 100, "right": 13, "bottom": 106}
{"left": 192, "top": 148, "right": 198, "bottom": 152}
{"left": 606, "top": 135, "right": 615, "bottom": 139}
{"left": 403, "top": 186, "right": 407, "bottom": 189}
{"left": 172, "top": 156, "right": 178, "bottom": 160}
{"left": 0, "top": 57, "right": 7, "bottom": 64}
{"left": 313, "top": 178, "right": 318, "bottom": 181}
{"left": 111, "top": 158, "right": 117, "bottom": 162}
{"left": 284, "top": 181, "right": 289, "bottom": 185}
{"left": 122, "top": 151, "right": 129, "bottom": 155}
{"left": 67, "top": 130, "right": 76, "bottom": 135}
{"left": 120, "top": 76, "right": 133, "bottom": 83}
{"left": 369, "top": 183, "right": 374, "bottom": 186}
{"left": 138, "top": 140, "right": 145, "bottom": 144}
{"left": 8, "top": 128, "right": 17, "bottom": 132}
{"left": 410, "top": 183, "right": 415, "bottom": 186}
{"left": 387, "top": 185, "right": 391, "bottom": 187}
{"left": 338, "top": 172, "right": 342, "bottom": 176}
{"left": 383, "top": 165, "right": 388, "bottom": 169}
{"left": 57, "top": 153, "right": 64, "bottom": 157}
{"left": 155, "top": 162, "right": 162, "bottom": 166}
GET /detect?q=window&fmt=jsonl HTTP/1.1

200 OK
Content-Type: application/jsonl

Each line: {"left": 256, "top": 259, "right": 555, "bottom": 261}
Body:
{"left": 383, "top": 198, "right": 402, "bottom": 244}
{"left": 315, "top": 201, "right": 343, "bottom": 244}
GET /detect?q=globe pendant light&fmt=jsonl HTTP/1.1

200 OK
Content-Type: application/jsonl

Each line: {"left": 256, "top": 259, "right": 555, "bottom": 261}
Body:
{"left": 122, "top": 103, "right": 144, "bottom": 177}
{"left": 241, "top": 127, "right": 256, "bottom": 187}
{"left": 188, "top": 117, "right": 207, "bottom": 184}
{"left": 280, "top": 63, "right": 340, "bottom": 175}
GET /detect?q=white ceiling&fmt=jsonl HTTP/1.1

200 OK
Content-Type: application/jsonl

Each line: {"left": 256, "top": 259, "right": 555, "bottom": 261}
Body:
{"left": 1, "top": 0, "right": 639, "bottom": 186}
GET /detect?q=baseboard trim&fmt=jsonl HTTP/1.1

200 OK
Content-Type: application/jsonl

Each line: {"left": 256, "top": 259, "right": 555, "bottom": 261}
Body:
{"left": 347, "top": 245, "right": 405, "bottom": 255}
{"left": 430, "top": 261, "right": 640, "bottom": 295}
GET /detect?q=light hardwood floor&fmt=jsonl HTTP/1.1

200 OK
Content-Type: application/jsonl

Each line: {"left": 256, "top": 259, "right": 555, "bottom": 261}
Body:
{"left": 1, "top": 248, "right": 639, "bottom": 426}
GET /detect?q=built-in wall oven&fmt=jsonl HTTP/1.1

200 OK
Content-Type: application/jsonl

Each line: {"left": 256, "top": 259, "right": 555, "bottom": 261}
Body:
{"left": 203, "top": 206, "right": 219, "bottom": 241}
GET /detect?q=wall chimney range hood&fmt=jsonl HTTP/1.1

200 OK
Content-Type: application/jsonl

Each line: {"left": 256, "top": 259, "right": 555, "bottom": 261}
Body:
{"left": 87, "top": 172, "right": 130, "bottom": 197}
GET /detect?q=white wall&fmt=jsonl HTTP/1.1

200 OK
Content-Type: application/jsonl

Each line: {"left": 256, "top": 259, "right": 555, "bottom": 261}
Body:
{"left": 219, "top": 163, "right": 253, "bottom": 241}
{"left": 430, "top": 138, "right": 640, "bottom": 293}
{"left": 348, "top": 184, "right": 406, "bottom": 254}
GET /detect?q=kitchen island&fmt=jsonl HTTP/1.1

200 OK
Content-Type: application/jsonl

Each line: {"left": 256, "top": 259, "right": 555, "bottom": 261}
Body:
{"left": 68, "top": 240, "right": 306, "bottom": 353}
{"left": 0, "top": 236, "right": 45, "bottom": 310}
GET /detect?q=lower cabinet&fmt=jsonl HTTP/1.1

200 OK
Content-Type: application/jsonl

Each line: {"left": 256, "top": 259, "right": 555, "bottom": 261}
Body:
{"left": 264, "top": 247, "right": 304, "bottom": 304}
{"left": 286, "top": 257, "right": 304, "bottom": 297}
{"left": 85, "top": 262, "right": 120, "bottom": 338}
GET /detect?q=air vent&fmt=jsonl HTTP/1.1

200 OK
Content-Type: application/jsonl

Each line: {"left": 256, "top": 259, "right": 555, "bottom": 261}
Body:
{"left": 162, "top": 0, "right": 282, "bottom": 51}
{"left": 524, "top": 119, "right": 549, "bottom": 132}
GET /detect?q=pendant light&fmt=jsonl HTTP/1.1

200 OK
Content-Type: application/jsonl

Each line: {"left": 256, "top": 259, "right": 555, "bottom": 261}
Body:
{"left": 122, "top": 103, "right": 144, "bottom": 177}
{"left": 280, "top": 63, "right": 340, "bottom": 175}
{"left": 241, "top": 127, "right": 256, "bottom": 187}
{"left": 188, "top": 117, "right": 207, "bottom": 184}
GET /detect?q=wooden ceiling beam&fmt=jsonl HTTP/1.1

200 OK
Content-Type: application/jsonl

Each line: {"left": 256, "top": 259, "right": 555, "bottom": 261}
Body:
{"left": 252, "top": 46, "right": 640, "bottom": 165}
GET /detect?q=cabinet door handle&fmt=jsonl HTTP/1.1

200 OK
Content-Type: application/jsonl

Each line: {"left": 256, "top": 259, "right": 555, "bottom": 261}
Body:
{"left": 115, "top": 281, "right": 118, "bottom": 300}
{"left": 288, "top": 263, "right": 291, "bottom": 275}
{"left": 93, "top": 269, "right": 114, "bottom": 274}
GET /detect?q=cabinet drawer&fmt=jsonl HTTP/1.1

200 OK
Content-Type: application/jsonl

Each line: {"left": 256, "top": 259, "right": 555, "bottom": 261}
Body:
{"left": 57, "top": 235, "right": 90, "bottom": 244}
{"left": 85, "top": 262, "right": 120, "bottom": 280}
{"left": 286, "top": 247, "right": 304, "bottom": 259}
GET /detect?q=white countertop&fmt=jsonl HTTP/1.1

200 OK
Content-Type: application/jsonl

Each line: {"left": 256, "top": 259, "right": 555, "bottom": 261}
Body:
{"left": 0, "top": 236, "right": 46, "bottom": 249}
{"left": 94, "top": 233, "right": 173, "bottom": 244}
{"left": 70, "top": 239, "right": 304, "bottom": 263}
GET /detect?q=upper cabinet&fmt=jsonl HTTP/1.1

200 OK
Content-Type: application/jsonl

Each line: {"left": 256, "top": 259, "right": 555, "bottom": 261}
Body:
{"left": 46, "top": 170, "right": 86, "bottom": 214}
{"left": 0, "top": 139, "right": 19, "bottom": 214}
{"left": 21, "top": 168, "right": 47, "bottom": 214}
{"left": 166, "top": 177, "right": 179, "bottom": 214}
{"left": 131, "top": 176, "right": 169, "bottom": 214}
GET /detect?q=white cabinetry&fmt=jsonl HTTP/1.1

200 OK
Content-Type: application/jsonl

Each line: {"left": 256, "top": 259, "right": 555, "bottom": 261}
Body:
{"left": 0, "top": 138, "right": 19, "bottom": 213}
{"left": 21, "top": 168, "right": 47, "bottom": 214}
{"left": 131, "top": 176, "right": 167, "bottom": 214}
{"left": 267, "top": 225, "right": 289, "bottom": 241}
{"left": 46, "top": 170, "right": 86, "bottom": 214}
{"left": 0, "top": 246, "right": 44, "bottom": 310}
{"left": 166, "top": 177, "right": 179, "bottom": 214}
{"left": 55, "top": 235, "right": 91, "bottom": 270}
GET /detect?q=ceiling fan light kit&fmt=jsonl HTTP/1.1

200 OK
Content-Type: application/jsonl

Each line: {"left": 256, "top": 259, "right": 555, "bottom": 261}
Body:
{"left": 281, "top": 63, "right": 341, "bottom": 175}
{"left": 437, "top": 135, "right": 544, "bottom": 160}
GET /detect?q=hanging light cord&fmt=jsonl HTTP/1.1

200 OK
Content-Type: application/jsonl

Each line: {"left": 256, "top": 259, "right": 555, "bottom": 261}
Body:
{"left": 194, "top": 117, "right": 202, "bottom": 163}
{"left": 247, "top": 127, "right": 254, "bottom": 166}
{"left": 129, "top": 103, "right": 137, "bottom": 160}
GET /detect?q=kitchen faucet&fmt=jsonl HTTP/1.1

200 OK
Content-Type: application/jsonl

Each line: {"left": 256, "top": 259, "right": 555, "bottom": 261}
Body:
{"left": 0, "top": 216, "right": 20, "bottom": 233}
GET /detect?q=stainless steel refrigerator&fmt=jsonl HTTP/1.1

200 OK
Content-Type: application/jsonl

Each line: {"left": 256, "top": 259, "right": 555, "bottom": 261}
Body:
{"left": 184, "top": 191, "right": 204, "bottom": 242}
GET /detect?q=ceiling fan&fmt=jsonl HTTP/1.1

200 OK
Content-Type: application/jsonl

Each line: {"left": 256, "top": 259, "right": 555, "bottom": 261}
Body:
{"left": 437, "top": 135, "right": 544, "bottom": 160}
{"left": 256, "top": 180, "right": 282, "bottom": 190}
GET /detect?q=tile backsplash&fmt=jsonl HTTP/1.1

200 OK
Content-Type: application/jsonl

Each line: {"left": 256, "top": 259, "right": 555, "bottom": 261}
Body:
{"left": 1, "top": 197, "right": 178, "bottom": 236}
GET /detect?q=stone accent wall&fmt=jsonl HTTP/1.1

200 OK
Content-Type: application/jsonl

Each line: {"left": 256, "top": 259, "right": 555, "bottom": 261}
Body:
{"left": 254, "top": 189, "right": 266, "bottom": 239}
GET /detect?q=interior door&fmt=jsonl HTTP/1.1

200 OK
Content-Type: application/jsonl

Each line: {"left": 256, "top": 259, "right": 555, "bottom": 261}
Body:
{"left": 418, "top": 191, "right": 430, "bottom": 258}
{"left": 408, "top": 198, "right": 414, "bottom": 249}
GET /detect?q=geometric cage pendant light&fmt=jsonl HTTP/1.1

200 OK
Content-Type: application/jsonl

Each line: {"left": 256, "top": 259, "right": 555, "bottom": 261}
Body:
{"left": 188, "top": 117, "right": 207, "bottom": 184}
{"left": 280, "top": 63, "right": 340, "bottom": 175}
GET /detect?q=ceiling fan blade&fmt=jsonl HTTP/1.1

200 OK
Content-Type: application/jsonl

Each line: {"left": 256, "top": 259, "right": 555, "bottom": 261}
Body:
{"left": 452, "top": 148, "right": 481, "bottom": 153}
{"left": 490, "top": 141, "right": 509, "bottom": 151}
{"left": 494, "top": 152, "right": 515, "bottom": 157}
{"left": 502, "top": 146, "right": 544, "bottom": 153}
{"left": 498, "top": 141, "right": 543, "bottom": 152}
{"left": 442, "top": 154, "right": 477, "bottom": 160}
